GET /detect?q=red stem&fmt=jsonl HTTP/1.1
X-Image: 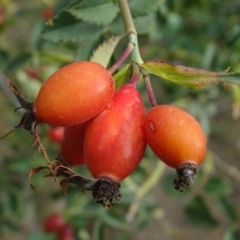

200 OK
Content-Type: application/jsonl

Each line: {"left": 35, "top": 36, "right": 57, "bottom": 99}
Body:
{"left": 129, "top": 72, "right": 139, "bottom": 88}
{"left": 141, "top": 68, "right": 157, "bottom": 107}
{"left": 108, "top": 42, "right": 135, "bottom": 75}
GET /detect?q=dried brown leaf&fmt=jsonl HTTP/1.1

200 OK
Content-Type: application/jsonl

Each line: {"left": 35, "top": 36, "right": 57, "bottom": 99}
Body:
{"left": 60, "top": 179, "right": 69, "bottom": 196}
{"left": 29, "top": 166, "right": 48, "bottom": 190}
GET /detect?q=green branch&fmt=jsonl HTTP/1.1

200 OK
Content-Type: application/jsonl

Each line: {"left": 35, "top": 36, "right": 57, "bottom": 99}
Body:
{"left": 118, "top": 0, "right": 136, "bottom": 34}
{"left": 118, "top": 0, "right": 144, "bottom": 64}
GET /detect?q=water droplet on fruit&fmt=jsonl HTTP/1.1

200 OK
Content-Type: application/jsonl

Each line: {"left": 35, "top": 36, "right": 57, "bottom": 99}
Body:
{"left": 148, "top": 121, "right": 155, "bottom": 132}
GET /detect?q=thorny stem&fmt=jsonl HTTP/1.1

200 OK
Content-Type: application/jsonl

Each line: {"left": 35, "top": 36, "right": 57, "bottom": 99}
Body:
{"left": 32, "top": 121, "right": 49, "bottom": 161}
{"left": 211, "top": 150, "right": 240, "bottom": 184}
{"left": 29, "top": 161, "right": 95, "bottom": 192}
{"left": 140, "top": 68, "right": 158, "bottom": 107}
{"left": 125, "top": 161, "right": 166, "bottom": 223}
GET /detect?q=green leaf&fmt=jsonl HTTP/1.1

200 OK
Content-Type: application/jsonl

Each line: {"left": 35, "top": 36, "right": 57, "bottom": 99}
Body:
{"left": 69, "top": 0, "right": 119, "bottom": 26}
{"left": 76, "top": 38, "right": 99, "bottom": 61}
{"left": 134, "top": 206, "right": 155, "bottom": 231}
{"left": 70, "top": 215, "right": 87, "bottom": 228}
{"left": 102, "top": 210, "right": 128, "bottom": 230}
{"left": 41, "top": 11, "right": 103, "bottom": 43}
{"left": 141, "top": 61, "right": 240, "bottom": 89}
{"left": 224, "top": 229, "right": 240, "bottom": 240}
{"left": 108, "top": 14, "right": 156, "bottom": 36}
{"left": 9, "top": 157, "right": 43, "bottom": 173}
{"left": 6, "top": 52, "right": 32, "bottom": 73}
{"left": 37, "top": 51, "right": 73, "bottom": 64}
{"left": 184, "top": 195, "right": 219, "bottom": 228}
{"left": 76, "top": 201, "right": 104, "bottom": 218}
{"left": 108, "top": 15, "right": 125, "bottom": 35}
{"left": 16, "top": 69, "right": 42, "bottom": 99}
{"left": 134, "top": 14, "right": 156, "bottom": 35}
{"left": 113, "top": 64, "right": 132, "bottom": 89}
{"left": 30, "top": 21, "right": 46, "bottom": 50}
{"left": 204, "top": 176, "right": 232, "bottom": 197}
{"left": 55, "top": 0, "right": 82, "bottom": 12}
{"left": 90, "top": 35, "right": 123, "bottom": 68}
{"left": 1, "top": 217, "right": 20, "bottom": 232}
{"left": 92, "top": 220, "right": 106, "bottom": 240}
{"left": 0, "top": 49, "right": 9, "bottom": 70}
{"left": 27, "top": 232, "right": 55, "bottom": 240}
{"left": 218, "top": 197, "right": 239, "bottom": 223}
{"left": 129, "top": 0, "right": 161, "bottom": 17}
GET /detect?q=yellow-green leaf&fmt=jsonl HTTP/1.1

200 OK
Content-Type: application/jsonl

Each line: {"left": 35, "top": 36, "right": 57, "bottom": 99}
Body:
{"left": 141, "top": 61, "right": 240, "bottom": 89}
{"left": 90, "top": 35, "right": 123, "bottom": 68}
{"left": 113, "top": 64, "right": 131, "bottom": 89}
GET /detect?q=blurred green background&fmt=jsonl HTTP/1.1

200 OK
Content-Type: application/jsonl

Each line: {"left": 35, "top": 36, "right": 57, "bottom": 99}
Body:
{"left": 0, "top": 0, "right": 240, "bottom": 239}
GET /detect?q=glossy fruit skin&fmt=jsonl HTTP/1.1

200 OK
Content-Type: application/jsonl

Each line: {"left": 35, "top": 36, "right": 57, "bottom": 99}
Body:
{"left": 43, "top": 213, "right": 65, "bottom": 233}
{"left": 60, "top": 122, "right": 88, "bottom": 166}
{"left": 84, "top": 84, "right": 146, "bottom": 183}
{"left": 144, "top": 105, "right": 206, "bottom": 168}
{"left": 34, "top": 61, "right": 115, "bottom": 126}
{"left": 48, "top": 127, "right": 64, "bottom": 143}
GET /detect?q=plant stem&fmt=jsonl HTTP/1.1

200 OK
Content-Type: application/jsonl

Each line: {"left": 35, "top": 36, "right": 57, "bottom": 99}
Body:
{"left": 118, "top": 0, "right": 143, "bottom": 64}
{"left": 118, "top": 0, "right": 157, "bottom": 105}
{"left": 141, "top": 68, "right": 158, "bottom": 107}
{"left": 129, "top": 62, "right": 140, "bottom": 87}
{"left": 129, "top": 73, "right": 139, "bottom": 87}
{"left": 125, "top": 161, "right": 166, "bottom": 223}
{"left": 118, "top": 0, "right": 136, "bottom": 34}
{"left": 108, "top": 42, "right": 134, "bottom": 75}
{"left": 211, "top": 150, "right": 240, "bottom": 184}
{"left": 129, "top": 33, "right": 143, "bottom": 64}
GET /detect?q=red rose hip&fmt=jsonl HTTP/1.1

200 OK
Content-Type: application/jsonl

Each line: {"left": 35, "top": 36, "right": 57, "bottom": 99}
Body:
{"left": 58, "top": 122, "right": 88, "bottom": 166}
{"left": 48, "top": 127, "right": 64, "bottom": 143}
{"left": 144, "top": 105, "right": 206, "bottom": 191}
{"left": 0, "top": 62, "right": 115, "bottom": 156}
{"left": 84, "top": 83, "right": 146, "bottom": 206}
{"left": 57, "top": 224, "right": 74, "bottom": 240}
{"left": 34, "top": 61, "right": 115, "bottom": 126}
{"left": 43, "top": 213, "right": 65, "bottom": 233}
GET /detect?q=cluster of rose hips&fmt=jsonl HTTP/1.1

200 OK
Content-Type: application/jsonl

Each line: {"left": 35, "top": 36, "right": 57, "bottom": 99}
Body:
{"left": 1, "top": 61, "right": 206, "bottom": 207}
{"left": 43, "top": 213, "right": 74, "bottom": 240}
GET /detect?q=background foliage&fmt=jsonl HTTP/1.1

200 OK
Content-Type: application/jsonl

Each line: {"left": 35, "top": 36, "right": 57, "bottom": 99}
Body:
{"left": 0, "top": 0, "right": 240, "bottom": 239}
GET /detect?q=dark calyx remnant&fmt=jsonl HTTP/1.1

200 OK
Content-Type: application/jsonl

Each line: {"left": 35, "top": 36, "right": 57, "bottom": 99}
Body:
{"left": 0, "top": 77, "right": 36, "bottom": 136}
{"left": 0, "top": 77, "right": 48, "bottom": 158}
{"left": 57, "top": 153, "right": 71, "bottom": 167}
{"left": 173, "top": 162, "right": 197, "bottom": 192}
{"left": 54, "top": 167, "right": 122, "bottom": 207}
{"left": 91, "top": 177, "right": 121, "bottom": 207}
{"left": 14, "top": 109, "right": 35, "bottom": 132}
